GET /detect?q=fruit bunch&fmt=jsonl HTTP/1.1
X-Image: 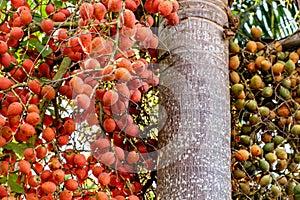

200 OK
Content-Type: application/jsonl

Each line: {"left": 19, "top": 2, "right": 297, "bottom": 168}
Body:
{"left": 0, "top": 0, "right": 179, "bottom": 199}
{"left": 230, "top": 27, "right": 300, "bottom": 199}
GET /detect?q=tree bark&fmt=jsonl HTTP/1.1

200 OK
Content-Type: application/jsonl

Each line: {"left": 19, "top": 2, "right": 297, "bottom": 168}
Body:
{"left": 156, "top": 0, "right": 231, "bottom": 199}
{"left": 279, "top": 29, "right": 300, "bottom": 50}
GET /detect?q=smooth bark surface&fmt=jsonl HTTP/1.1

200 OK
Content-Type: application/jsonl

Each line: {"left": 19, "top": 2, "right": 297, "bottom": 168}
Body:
{"left": 156, "top": 0, "right": 231, "bottom": 199}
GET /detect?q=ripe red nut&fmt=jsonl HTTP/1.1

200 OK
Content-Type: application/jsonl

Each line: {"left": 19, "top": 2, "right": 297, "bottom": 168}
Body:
{"left": 28, "top": 79, "right": 41, "bottom": 95}
{"left": 0, "top": 185, "right": 8, "bottom": 198}
{"left": 64, "top": 179, "right": 78, "bottom": 191}
{"left": 82, "top": 84, "right": 93, "bottom": 96}
{"left": 45, "top": 4, "right": 55, "bottom": 15}
{"left": 125, "top": 0, "right": 138, "bottom": 11}
{"left": 116, "top": 57, "right": 132, "bottom": 70}
{"left": 114, "top": 196, "right": 126, "bottom": 200}
{"left": 98, "top": 172, "right": 111, "bottom": 186}
{"left": 52, "top": 169, "right": 65, "bottom": 184}
{"left": 49, "top": 157, "right": 60, "bottom": 170}
{"left": 75, "top": 94, "right": 91, "bottom": 109}
{"left": 26, "top": 193, "right": 39, "bottom": 200}
{"left": 102, "top": 90, "right": 119, "bottom": 106}
{"left": 60, "top": 8, "right": 71, "bottom": 17}
{"left": 115, "top": 67, "right": 132, "bottom": 82}
{"left": 103, "top": 118, "right": 116, "bottom": 132}
{"left": 11, "top": 0, "right": 25, "bottom": 8}
{"left": 25, "top": 112, "right": 41, "bottom": 126}
{"left": 36, "top": 146, "right": 47, "bottom": 159}
{"left": 41, "top": 181, "right": 56, "bottom": 194}
{"left": 42, "top": 127, "right": 56, "bottom": 142}
{"left": 171, "top": 0, "right": 179, "bottom": 11}
{"left": 108, "top": 0, "right": 122, "bottom": 12}
{"left": 140, "top": 15, "right": 154, "bottom": 27}
{"left": 95, "top": 191, "right": 109, "bottom": 200}
{"left": 75, "top": 168, "right": 87, "bottom": 180}
{"left": 23, "top": 148, "right": 36, "bottom": 162}
{"left": 23, "top": 59, "right": 34, "bottom": 73}
{"left": 123, "top": 9, "right": 136, "bottom": 28}
{"left": 10, "top": 27, "right": 24, "bottom": 40}
{"left": 83, "top": 58, "right": 100, "bottom": 70}
{"left": 0, "top": 53, "right": 12, "bottom": 68}
{"left": 116, "top": 83, "right": 130, "bottom": 100}
{"left": 64, "top": 150, "right": 75, "bottom": 165}
{"left": 145, "top": 0, "right": 162, "bottom": 13}
{"left": 102, "top": 65, "right": 115, "bottom": 81}
{"left": 79, "top": 3, "right": 94, "bottom": 20}
{"left": 1, "top": 126, "right": 13, "bottom": 141}
{"left": 100, "top": 151, "right": 116, "bottom": 166}
{"left": 0, "top": 161, "right": 9, "bottom": 176}
{"left": 114, "top": 146, "right": 125, "bottom": 160}
{"left": 130, "top": 89, "right": 141, "bottom": 103}
{"left": 7, "top": 102, "right": 23, "bottom": 116}
{"left": 41, "top": 19, "right": 54, "bottom": 35}
{"left": 69, "top": 76, "right": 84, "bottom": 94}
{"left": 125, "top": 123, "right": 139, "bottom": 137}
{"left": 74, "top": 154, "right": 86, "bottom": 168}
{"left": 111, "top": 100, "right": 128, "bottom": 115}
{"left": 117, "top": 114, "right": 134, "bottom": 130}
{"left": 0, "top": 40, "right": 8, "bottom": 54}
{"left": 127, "top": 151, "right": 139, "bottom": 164}
{"left": 128, "top": 195, "right": 139, "bottom": 200}
{"left": 41, "top": 170, "right": 52, "bottom": 182}
{"left": 18, "top": 159, "right": 31, "bottom": 175}
{"left": 17, "top": 5, "right": 30, "bottom": 14}
{"left": 93, "top": 138, "right": 110, "bottom": 150}
{"left": 79, "top": 31, "right": 92, "bottom": 49}
{"left": 142, "top": 34, "right": 159, "bottom": 49}
{"left": 0, "top": 116, "right": 5, "bottom": 127}
{"left": 166, "top": 12, "right": 179, "bottom": 26}
{"left": 93, "top": 3, "right": 107, "bottom": 21}
{"left": 41, "top": 85, "right": 55, "bottom": 99}
{"left": 64, "top": 119, "right": 75, "bottom": 134}
{"left": 131, "top": 61, "right": 145, "bottom": 75}
{"left": 59, "top": 190, "right": 72, "bottom": 200}
{"left": 28, "top": 175, "right": 41, "bottom": 187}
{"left": 8, "top": 115, "right": 20, "bottom": 128}
{"left": 38, "top": 62, "right": 50, "bottom": 76}
{"left": 53, "top": 12, "right": 66, "bottom": 22}
{"left": 54, "top": 28, "right": 68, "bottom": 42}
{"left": 158, "top": 0, "right": 173, "bottom": 16}
{"left": 0, "top": 77, "right": 13, "bottom": 90}
{"left": 92, "top": 166, "right": 104, "bottom": 177}
{"left": 0, "top": 136, "right": 6, "bottom": 147}
{"left": 57, "top": 135, "right": 69, "bottom": 146}
{"left": 27, "top": 103, "right": 39, "bottom": 115}
{"left": 20, "top": 10, "right": 32, "bottom": 25}
{"left": 134, "top": 26, "right": 151, "bottom": 41}
{"left": 20, "top": 123, "right": 36, "bottom": 137}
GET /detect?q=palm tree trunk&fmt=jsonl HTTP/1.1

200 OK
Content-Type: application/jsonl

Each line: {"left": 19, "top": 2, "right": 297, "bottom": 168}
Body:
{"left": 156, "top": 0, "right": 231, "bottom": 199}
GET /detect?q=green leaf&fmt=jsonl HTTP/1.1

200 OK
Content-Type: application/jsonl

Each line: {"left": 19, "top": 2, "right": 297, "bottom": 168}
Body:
{"left": 0, "top": 176, "right": 7, "bottom": 184}
{"left": 42, "top": 36, "right": 50, "bottom": 45}
{"left": 39, "top": 77, "right": 51, "bottom": 84}
{"left": 32, "top": 14, "right": 42, "bottom": 24}
{"left": 0, "top": 0, "right": 8, "bottom": 9}
{"left": 29, "top": 38, "right": 39, "bottom": 46}
{"left": 40, "top": 5, "right": 48, "bottom": 18}
{"left": 8, "top": 174, "right": 24, "bottom": 194}
{"left": 36, "top": 42, "right": 53, "bottom": 58}
{"left": 4, "top": 142, "right": 34, "bottom": 156}
{"left": 54, "top": 0, "right": 63, "bottom": 7}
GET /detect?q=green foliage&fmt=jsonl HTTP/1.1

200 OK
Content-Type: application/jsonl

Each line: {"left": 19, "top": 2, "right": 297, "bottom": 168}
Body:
{"left": 8, "top": 174, "right": 24, "bottom": 194}
{"left": 232, "top": 0, "right": 299, "bottom": 42}
{"left": 4, "top": 142, "right": 34, "bottom": 156}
